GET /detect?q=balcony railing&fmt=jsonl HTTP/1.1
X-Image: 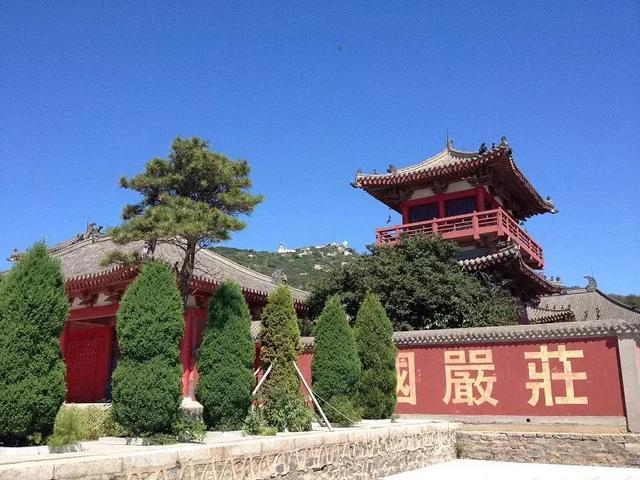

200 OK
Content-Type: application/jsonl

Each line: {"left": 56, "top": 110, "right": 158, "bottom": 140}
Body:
{"left": 375, "top": 208, "right": 544, "bottom": 268}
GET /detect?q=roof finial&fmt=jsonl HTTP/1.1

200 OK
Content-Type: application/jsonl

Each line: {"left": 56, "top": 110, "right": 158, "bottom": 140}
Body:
{"left": 446, "top": 130, "right": 453, "bottom": 150}
{"left": 584, "top": 275, "right": 597, "bottom": 292}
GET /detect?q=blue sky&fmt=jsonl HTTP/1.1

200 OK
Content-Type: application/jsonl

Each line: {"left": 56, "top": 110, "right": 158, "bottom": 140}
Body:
{"left": 1, "top": 1, "right": 638, "bottom": 293}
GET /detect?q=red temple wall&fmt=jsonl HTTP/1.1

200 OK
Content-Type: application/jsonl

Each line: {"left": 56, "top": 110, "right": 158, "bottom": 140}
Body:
{"left": 393, "top": 338, "right": 625, "bottom": 417}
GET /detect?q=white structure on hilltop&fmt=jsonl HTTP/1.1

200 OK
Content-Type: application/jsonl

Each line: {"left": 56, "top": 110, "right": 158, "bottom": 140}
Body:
{"left": 277, "top": 243, "right": 296, "bottom": 254}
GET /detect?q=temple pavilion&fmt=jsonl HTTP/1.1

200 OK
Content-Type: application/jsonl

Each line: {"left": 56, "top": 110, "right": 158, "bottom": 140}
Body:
{"left": 353, "top": 136, "right": 568, "bottom": 323}
{"left": 6, "top": 227, "right": 309, "bottom": 404}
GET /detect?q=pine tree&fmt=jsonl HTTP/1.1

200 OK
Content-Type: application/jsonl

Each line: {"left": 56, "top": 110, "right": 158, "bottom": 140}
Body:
{"left": 354, "top": 292, "right": 397, "bottom": 419}
{"left": 311, "top": 296, "right": 360, "bottom": 422}
{"left": 197, "top": 282, "right": 254, "bottom": 430}
{"left": 258, "top": 285, "right": 312, "bottom": 432}
{"left": 111, "top": 262, "right": 184, "bottom": 435}
{"left": 109, "top": 136, "right": 263, "bottom": 304}
{"left": 0, "top": 243, "right": 68, "bottom": 445}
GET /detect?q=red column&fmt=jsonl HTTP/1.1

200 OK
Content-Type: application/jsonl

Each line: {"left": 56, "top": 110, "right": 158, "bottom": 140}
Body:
{"left": 437, "top": 198, "right": 445, "bottom": 218}
{"left": 180, "top": 311, "right": 193, "bottom": 398}
{"left": 401, "top": 203, "right": 409, "bottom": 224}
{"left": 476, "top": 186, "right": 486, "bottom": 212}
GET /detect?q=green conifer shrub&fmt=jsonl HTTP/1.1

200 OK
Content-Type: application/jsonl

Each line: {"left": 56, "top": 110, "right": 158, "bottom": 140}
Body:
{"left": 258, "top": 285, "right": 312, "bottom": 432}
{"left": 111, "top": 262, "right": 183, "bottom": 435}
{"left": 0, "top": 243, "right": 68, "bottom": 446}
{"left": 312, "top": 296, "right": 361, "bottom": 424}
{"left": 354, "top": 292, "right": 397, "bottom": 419}
{"left": 196, "top": 282, "right": 254, "bottom": 430}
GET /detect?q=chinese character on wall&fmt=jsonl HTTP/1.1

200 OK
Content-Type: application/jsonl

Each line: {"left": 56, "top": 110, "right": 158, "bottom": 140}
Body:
{"left": 443, "top": 349, "right": 498, "bottom": 406}
{"left": 396, "top": 351, "right": 417, "bottom": 405}
{"left": 524, "top": 344, "right": 588, "bottom": 406}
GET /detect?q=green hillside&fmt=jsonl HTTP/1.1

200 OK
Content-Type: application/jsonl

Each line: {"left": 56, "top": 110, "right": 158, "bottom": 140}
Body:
{"left": 210, "top": 243, "right": 359, "bottom": 290}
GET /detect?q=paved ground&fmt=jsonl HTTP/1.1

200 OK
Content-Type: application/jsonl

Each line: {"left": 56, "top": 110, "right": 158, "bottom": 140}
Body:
{"left": 383, "top": 459, "right": 640, "bottom": 480}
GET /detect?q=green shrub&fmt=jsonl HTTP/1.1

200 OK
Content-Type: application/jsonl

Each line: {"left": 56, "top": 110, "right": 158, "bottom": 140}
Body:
{"left": 100, "top": 409, "right": 130, "bottom": 437}
{"left": 258, "top": 285, "right": 312, "bottom": 432}
{"left": 173, "top": 416, "right": 206, "bottom": 443}
{"left": 48, "top": 406, "right": 128, "bottom": 446}
{"left": 241, "top": 408, "right": 276, "bottom": 436}
{"left": 47, "top": 410, "right": 82, "bottom": 448}
{"left": 0, "top": 243, "right": 68, "bottom": 446}
{"left": 311, "top": 296, "right": 360, "bottom": 421}
{"left": 262, "top": 363, "right": 314, "bottom": 432}
{"left": 112, "top": 262, "right": 184, "bottom": 435}
{"left": 354, "top": 293, "right": 397, "bottom": 419}
{"left": 197, "top": 282, "right": 254, "bottom": 430}
{"left": 112, "top": 358, "right": 183, "bottom": 435}
{"left": 324, "top": 394, "right": 362, "bottom": 426}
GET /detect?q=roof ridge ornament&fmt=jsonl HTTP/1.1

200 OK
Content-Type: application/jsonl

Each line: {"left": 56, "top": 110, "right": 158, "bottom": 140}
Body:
{"left": 584, "top": 275, "right": 597, "bottom": 292}
{"left": 500, "top": 136, "right": 509, "bottom": 147}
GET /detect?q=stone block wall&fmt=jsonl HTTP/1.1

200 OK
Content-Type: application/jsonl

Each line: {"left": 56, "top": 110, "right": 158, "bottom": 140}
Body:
{"left": 0, "top": 423, "right": 457, "bottom": 480}
{"left": 457, "top": 431, "right": 640, "bottom": 467}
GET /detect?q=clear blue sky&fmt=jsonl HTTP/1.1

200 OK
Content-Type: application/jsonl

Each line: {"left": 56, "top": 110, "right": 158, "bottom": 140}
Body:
{"left": 1, "top": 1, "right": 638, "bottom": 294}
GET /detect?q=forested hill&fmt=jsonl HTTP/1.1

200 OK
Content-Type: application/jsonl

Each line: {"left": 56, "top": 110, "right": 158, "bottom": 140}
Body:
{"left": 210, "top": 243, "right": 360, "bottom": 290}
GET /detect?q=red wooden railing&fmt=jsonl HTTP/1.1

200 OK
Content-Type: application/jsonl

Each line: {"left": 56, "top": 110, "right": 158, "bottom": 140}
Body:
{"left": 375, "top": 208, "right": 544, "bottom": 268}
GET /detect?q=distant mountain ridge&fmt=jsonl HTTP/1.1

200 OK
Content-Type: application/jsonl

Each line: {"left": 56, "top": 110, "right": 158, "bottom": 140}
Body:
{"left": 210, "top": 242, "right": 360, "bottom": 290}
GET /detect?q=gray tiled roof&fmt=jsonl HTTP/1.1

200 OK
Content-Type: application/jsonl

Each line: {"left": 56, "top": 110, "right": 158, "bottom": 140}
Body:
{"left": 536, "top": 288, "right": 640, "bottom": 323}
{"left": 525, "top": 305, "right": 575, "bottom": 324}
{"left": 14, "top": 235, "right": 309, "bottom": 304}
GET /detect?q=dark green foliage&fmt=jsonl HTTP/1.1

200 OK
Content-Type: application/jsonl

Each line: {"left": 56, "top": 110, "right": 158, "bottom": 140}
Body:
{"left": 110, "top": 136, "right": 263, "bottom": 302}
{"left": 0, "top": 243, "right": 68, "bottom": 446}
{"left": 112, "top": 359, "right": 183, "bottom": 435}
{"left": 354, "top": 293, "right": 397, "bottom": 419}
{"left": 173, "top": 416, "right": 206, "bottom": 443}
{"left": 258, "top": 285, "right": 312, "bottom": 432}
{"left": 111, "top": 262, "right": 183, "bottom": 435}
{"left": 259, "top": 285, "right": 302, "bottom": 367}
{"left": 323, "top": 394, "right": 362, "bottom": 426}
{"left": 242, "top": 408, "right": 277, "bottom": 436}
{"left": 309, "top": 235, "right": 519, "bottom": 330}
{"left": 262, "top": 363, "right": 314, "bottom": 432}
{"left": 311, "top": 297, "right": 360, "bottom": 423}
{"left": 197, "top": 282, "right": 254, "bottom": 430}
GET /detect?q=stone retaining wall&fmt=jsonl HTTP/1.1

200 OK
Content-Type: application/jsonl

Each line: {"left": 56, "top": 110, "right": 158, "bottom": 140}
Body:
{"left": 0, "top": 423, "right": 457, "bottom": 480}
{"left": 457, "top": 431, "right": 640, "bottom": 467}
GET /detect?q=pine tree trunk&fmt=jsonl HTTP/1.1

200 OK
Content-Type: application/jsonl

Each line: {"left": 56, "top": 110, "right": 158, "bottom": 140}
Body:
{"left": 179, "top": 240, "right": 197, "bottom": 309}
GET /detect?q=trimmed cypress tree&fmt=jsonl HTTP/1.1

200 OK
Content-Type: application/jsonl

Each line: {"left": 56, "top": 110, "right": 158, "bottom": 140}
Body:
{"left": 197, "top": 282, "right": 254, "bottom": 430}
{"left": 311, "top": 296, "right": 360, "bottom": 422}
{"left": 259, "top": 285, "right": 312, "bottom": 432}
{"left": 111, "top": 262, "right": 183, "bottom": 435}
{"left": 0, "top": 243, "right": 68, "bottom": 446}
{"left": 354, "top": 292, "right": 397, "bottom": 419}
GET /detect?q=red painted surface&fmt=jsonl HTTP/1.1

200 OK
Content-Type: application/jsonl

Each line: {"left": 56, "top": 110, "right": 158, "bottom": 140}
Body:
{"left": 64, "top": 322, "right": 114, "bottom": 402}
{"left": 181, "top": 307, "right": 207, "bottom": 398}
{"left": 395, "top": 338, "right": 625, "bottom": 416}
{"left": 400, "top": 188, "right": 500, "bottom": 224}
{"left": 69, "top": 304, "right": 119, "bottom": 322}
{"left": 298, "top": 351, "right": 313, "bottom": 386}
{"left": 378, "top": 207, "right": 544, "bottom": 268}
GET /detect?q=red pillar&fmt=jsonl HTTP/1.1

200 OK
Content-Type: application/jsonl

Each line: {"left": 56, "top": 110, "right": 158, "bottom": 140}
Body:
{"left": 402, "top": 203, "right": 409, "bottom": 224}
{"left": 180, "top": 311, "right": 193, "bottom": 398}
{"left": 437, "top": 198, "right": 445, "bottom": 218}
{"left": 476, "top": 186, "right": 486, "bottom": 212}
